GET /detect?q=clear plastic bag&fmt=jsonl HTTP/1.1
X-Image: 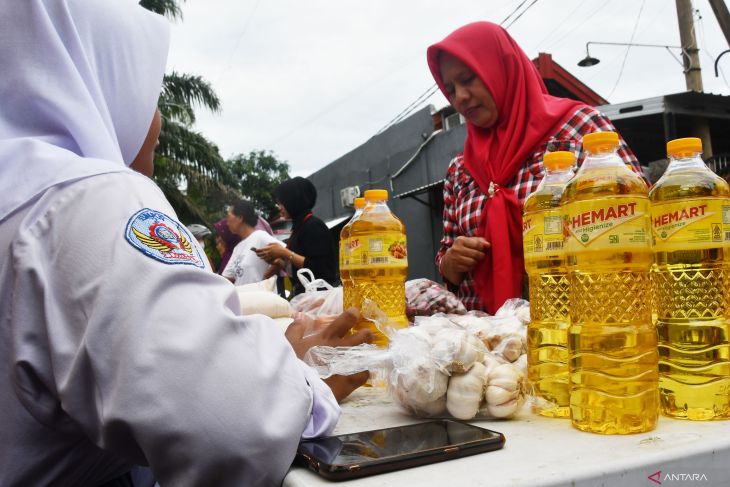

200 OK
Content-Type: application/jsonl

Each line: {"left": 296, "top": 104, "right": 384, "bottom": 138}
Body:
{"left": 304, "top": 299, "right": 531, "bottom": 420}
{"left": 290, "top": 268, "right": 343, "bottom": 315}
{"left": 289, "top": 269, "right": 344, "bottom": 337}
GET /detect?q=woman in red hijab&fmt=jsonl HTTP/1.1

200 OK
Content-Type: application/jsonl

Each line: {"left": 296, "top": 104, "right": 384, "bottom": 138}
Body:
{"left": 427, "top": 22, "right": 642, "bottom": 313}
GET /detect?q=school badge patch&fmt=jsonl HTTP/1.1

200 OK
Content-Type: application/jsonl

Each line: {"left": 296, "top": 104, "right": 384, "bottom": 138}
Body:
{"left": 125, "top": 208, "right": 205, "bottom": 268}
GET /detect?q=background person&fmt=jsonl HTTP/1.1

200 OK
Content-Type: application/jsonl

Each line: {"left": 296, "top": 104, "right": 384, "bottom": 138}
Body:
{"left": 0, "top": 2, "right": 369, "bottom": 485}
{"left": 222, "top": 200, "right": 285, "bottom": 285}
{"left": 187, "top": 223, "right": 214, "bottom": 270}
{"left": 214, "top": 217, "right": 242, "bottom": 274}
{"left": 427, "top": 21, "right": 642, "bottom": 313}
{"left": 187, "top": 223, "right": 212, "bottom": 248}
{"left": 256, "top": 177, "right": 338, "bottom": 296}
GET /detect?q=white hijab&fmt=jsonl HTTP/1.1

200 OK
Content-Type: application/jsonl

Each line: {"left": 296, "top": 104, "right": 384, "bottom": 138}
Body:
{"left": 0, "top": 0, "right": 170, "bottom": 222}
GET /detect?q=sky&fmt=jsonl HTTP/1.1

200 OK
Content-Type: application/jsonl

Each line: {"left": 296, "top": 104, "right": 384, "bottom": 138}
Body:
{"left": 166, "top": 0, "right": 730, "bottom": 177}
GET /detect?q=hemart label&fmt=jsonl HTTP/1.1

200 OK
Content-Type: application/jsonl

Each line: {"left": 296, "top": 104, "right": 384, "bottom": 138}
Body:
{"left": 651, "top": 198, "right": 730, "bottom": 251}
{"left": 523, "top": 209, "right": 565, "bottom": 259}
{"left": 565, "top": 197, "right": 650, "bottom": 250}
{"left": 349, "top": 232, "right": 407, "bottom": 268}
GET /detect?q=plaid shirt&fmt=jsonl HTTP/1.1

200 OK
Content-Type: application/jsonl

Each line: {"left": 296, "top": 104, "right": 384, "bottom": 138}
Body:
{"left": 436, "top": 106, "right": 642, "bottom": 311}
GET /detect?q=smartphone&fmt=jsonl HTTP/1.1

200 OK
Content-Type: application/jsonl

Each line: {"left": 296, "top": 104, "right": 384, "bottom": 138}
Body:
{"left": 295, "top": 420, "right": 505, "bottom": 481}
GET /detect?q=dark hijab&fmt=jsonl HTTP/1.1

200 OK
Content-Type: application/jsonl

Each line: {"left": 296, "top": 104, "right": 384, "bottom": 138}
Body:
{"left": 214, "top": 218, "right": 241, "bottom": 274}
{"left": 274, "top": 177, "right": 317, "bottom": 227}
{"left": 274, "top": 177, "right": 337, "bottom": 293}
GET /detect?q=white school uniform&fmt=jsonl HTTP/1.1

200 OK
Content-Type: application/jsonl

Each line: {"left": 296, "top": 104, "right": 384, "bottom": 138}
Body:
{"left": 0, "top": 171, "right": 339, "bottom": 486}
{"left": 2, "top": 2, "right": 339, "bottom": 484}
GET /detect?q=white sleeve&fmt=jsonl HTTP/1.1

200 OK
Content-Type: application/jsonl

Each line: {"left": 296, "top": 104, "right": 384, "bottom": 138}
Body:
{"left": 9, "top": 173, "right": 339, "bottom": 486}
{"left": 220, "top": 243, "right": 239, "bottom": 279}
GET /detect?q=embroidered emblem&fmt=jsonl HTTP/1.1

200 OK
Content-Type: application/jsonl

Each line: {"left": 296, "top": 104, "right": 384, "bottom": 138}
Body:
{"left": 125, "top": 208, "right": 205, "bottom": 268}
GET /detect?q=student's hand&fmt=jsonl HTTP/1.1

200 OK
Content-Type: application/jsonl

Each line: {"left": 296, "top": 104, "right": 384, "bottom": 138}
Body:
{"left": 285, "top": 308, "right": 373, "bottom": 402}
{"left": 441, "top": 236, "right": 490, "bottom": 285}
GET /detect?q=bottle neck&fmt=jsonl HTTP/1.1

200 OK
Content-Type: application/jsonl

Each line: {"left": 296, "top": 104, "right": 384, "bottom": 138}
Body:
{"left": 664, "top": 152, "right": 706, "bottom": 173}
{"left": 577, "top": 148, "right": 628, "bottom": 174}
{"left": 365, "top": 199, "right": 388, "bottom": 210}
{"left": 542, "top": 167, "right": 574, "bottom": 184}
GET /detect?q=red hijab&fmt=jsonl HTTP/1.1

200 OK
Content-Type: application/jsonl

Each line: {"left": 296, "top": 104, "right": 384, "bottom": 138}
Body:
{"left": 427, "top": 22, "right": 585, "bottom": 313}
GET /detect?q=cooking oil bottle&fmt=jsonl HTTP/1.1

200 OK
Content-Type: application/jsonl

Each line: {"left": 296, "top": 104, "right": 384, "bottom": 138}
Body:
{"left": 524, "top": 151, "right": 575, "bottom": 418}
{"left": 349, "top": 190, "right": 408, "bottom": 346}
{"left": 649, "top": 137, "right": 730, "bottom": 420}
{"left": 561, "top": 131, "right": 658, "bottom": 434}
{"left": 340, "top": 197, "right": 365, "bottom": 310}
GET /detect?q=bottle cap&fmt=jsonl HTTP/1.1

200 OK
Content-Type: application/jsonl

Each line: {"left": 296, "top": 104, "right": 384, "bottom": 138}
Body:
{"left": 667, "top": 137, "right": 702, "bottom": 158}
{"left": 543, "top": 151, "right": 575, "bottom": 170}
{"left": 582, "top": 131, "right": 619, "bottom": 154}
{"left": 364, "top": 189, "right": 388, "bottom": 201}
{"left": 354, "top": 197, "right": 366, "bottom": 209}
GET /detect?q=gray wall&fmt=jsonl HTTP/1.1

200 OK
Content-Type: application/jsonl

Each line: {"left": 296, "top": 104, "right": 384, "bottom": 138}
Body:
{"left": 308, "top": 106, "right": 466, "bottom": 282}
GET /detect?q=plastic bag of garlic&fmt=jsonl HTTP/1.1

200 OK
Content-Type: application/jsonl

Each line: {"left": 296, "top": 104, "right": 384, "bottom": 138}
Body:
{"left": 304, "top": 298, "right": 533, "bottom": 421}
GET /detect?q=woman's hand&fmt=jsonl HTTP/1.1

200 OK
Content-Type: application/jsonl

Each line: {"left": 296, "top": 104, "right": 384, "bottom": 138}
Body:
{"left": 285, "top": 308, "right": 373, "bottom": 402}
{"left": 255, "top": 243, "right": 288, "bottom": 263}
{"left": 441, "top": 236, "right": 490, "bottom": 285}
{"left": 262, "top": 259, "right": 284, "bottom": 279}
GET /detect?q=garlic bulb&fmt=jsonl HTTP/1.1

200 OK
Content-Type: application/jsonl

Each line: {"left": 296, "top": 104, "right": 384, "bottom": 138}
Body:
{"left": 446, "top": 362, "right": 486, "bottom": 420}
{"left": 514, "top": 354, "right": 527, "bottom": 375}
{"left": 481, "top": 353, "right": 503, "bottom": 378}
{"left": 485, "top": 363, "right": 525, "bottom": 418}
{"left": 494, "top": 334, "right": 525, "bottom": 362}
{"left": 393, "top": 361, "right": 449, "bottom": 416}
{"left": 432, "top": 329, "right": 485, "bottom": 374}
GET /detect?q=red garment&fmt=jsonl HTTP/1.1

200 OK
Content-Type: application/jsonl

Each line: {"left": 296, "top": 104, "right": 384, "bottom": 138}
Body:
{"left": 435, "top": 106, "right": 642, "bottom": 311}
{"left": 427, "top": 22, "right": 586, "bottom": 314}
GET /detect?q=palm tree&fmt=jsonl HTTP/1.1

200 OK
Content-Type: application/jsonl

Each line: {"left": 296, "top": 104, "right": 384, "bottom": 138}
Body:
{"left": 139, "top": 0, "right": 241, "bottom": 224}
{"left": 138, "top": 0, "right": 183, "bottom": 19}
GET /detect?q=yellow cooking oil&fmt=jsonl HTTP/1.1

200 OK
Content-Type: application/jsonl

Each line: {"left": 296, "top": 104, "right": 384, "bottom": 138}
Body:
{"left": 561, "top": 131, "right": 658, "bottom": 434}
{"left": 349, "top": 190, "right": 408, "bottom": 346}
{"left": 340, "top": 197, "right": 365, "bottom": 311}
{"left": 649, "top": 137, "right": 730, "bottom": 420}
{"left": 523, "top": 151, "right": 575, "bottom": 418}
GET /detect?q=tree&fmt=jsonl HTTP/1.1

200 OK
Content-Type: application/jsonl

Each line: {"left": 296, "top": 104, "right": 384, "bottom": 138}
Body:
{"left": 138, "top": 0, "right": 182, "bottom": 19}
{"left": 138, "top": 0, "right": 241, "bottom": 226}
{"left": 229, "top": 151, "right": 291, "bottom": 220}
{"left": 154, "top": 71, "right": 241, "bottom": 224}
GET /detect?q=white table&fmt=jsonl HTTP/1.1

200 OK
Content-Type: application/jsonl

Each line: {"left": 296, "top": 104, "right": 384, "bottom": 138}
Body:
{"left": 284, "top": 387, "right": 730, "bottom": 487}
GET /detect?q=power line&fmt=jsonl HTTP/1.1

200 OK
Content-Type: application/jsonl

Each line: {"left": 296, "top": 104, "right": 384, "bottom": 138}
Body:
{"left": 374, "top": 0, "right": 541, "bottom": 137}
{"left": 606, "top": 0, "right": 647, "bottom": 100}
{"left": 697, "top": 9, "right": 730, "bottom": 90}
{"left": 499, "top": 0, "right": 531, "bottom": 26}
{"left": 374, "top": 84, "right": 440, "bottom": 135}
{"left": 533, "top": 0, "right": 585, "bottom": 52}
{"left": 543, "top": 1, "right": 612, "bottom": 53}
{"left": 503, "top": 0, "right": 539, "bottom": 30}
{"left": 216, "top": 0, "right": 263, "bottom": 84}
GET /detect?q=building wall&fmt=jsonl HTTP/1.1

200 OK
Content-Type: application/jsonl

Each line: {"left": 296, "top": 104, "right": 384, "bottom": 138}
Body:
{"left": 307, "top": 106, "right": 466, "bottom": 282}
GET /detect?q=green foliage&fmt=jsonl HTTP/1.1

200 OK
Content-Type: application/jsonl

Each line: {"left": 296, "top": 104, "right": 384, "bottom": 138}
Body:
{"left": 138, "top": 1, "right": 241, "bottom": 229}
{"left": 138, "top": 0, "right": 183, "bottom": 19}
{"left": 229, "top": 151, "right": 291, "bottom": 220}
{"left": 137, "top": 0, "right": 291, "bottom": 236}
{"left": 160, "top": 72, "right": 220, "bottom": 125}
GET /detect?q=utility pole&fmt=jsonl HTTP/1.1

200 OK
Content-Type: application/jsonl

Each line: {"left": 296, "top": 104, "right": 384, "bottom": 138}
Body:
{"left": 675, "top": 0, "right": 712, "bottom": 157}
{"left": 708, "top": 0, "right": 730, "bottom": 48}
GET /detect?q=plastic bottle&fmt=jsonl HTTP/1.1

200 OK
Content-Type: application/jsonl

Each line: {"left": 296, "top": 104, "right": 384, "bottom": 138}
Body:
{"left": 561, "top": 131, "right": 658, "bottom": 434}
{"left": 649, "top": 137, "right": 730, "bottom": 420}
{"left": 523, "top": 151, "right": 575, "bottom": 418}
{"left": 340, "top": 197, "right": 366, "bottom": 311}
{"left": 349, "top": 190, "right": 408, "bottom": 346}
